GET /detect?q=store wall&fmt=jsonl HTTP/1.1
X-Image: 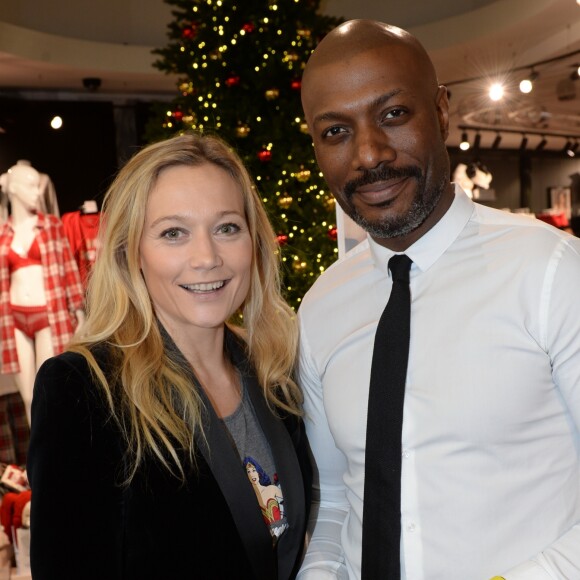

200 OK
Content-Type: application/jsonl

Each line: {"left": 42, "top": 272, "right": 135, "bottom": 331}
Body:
{"left": 0, "top": 97, "right": 118, "bottom": 214}
{"left": 450, "top": 149, "right": 580, "bottom": 215}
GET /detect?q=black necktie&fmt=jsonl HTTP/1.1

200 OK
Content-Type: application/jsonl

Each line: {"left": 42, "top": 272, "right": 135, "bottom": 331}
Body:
{"left": 361, "top": 254, "right": 413, "bottom": 579}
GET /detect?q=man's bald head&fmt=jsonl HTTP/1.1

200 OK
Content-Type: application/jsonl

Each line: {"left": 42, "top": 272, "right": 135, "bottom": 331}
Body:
{"left": 302, "top": 19, "right": 439, "bottom": 107}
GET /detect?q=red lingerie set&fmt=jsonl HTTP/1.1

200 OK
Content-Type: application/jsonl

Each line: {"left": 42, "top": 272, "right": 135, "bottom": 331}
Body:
{"left": 7, "top": 238, "right": 49, "bottom": 339}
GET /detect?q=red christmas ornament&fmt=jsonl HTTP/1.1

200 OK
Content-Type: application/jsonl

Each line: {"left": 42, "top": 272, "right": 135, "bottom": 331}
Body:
{"left": 225, "top": 74, "right": 241, "bottom": 88}
{"left": 327, "top": 227, "right": 338, "bottom": 241}
{"left": 258, "top": 149, "right": 272, "bottom": 162}
{"left": 242, "top": 22, "right": 255, "bottom": 34}
{"left": 172, "top": 110, "right": 184, "bottom": 121}
{"left": 276, "top": 233, "right": 289, "bottom": 246}
{"left": 181, "top": 23, "right": 198, "bottom": 39}
{"left": 290, "top": 78, "right": 302, "bottom": 91}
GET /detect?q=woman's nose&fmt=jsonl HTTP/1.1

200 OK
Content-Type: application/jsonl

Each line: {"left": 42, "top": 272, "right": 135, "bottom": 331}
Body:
{"left": 189, "top": 234, "right": 222, "bottom": 270}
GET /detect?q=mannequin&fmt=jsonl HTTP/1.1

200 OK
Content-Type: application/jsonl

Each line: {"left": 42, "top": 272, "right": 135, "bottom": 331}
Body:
{"left": 452, "top": 161, "right": 493, "bottom": 199}
{"left": 0, "top": 162, "right": 84, "bottom": 423}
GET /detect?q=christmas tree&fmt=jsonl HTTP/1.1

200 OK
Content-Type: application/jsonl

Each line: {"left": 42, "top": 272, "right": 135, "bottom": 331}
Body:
{"left": 149, "top": 0, "right": 344, "bottom": 309}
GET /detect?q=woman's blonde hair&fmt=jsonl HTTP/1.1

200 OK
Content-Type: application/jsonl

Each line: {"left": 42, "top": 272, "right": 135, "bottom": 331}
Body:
{"left": 69, "top": 132, "right": 301, "bottom": 482}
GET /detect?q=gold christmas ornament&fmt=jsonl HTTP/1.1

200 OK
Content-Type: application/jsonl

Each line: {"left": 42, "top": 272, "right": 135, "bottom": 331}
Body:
{"left": 283, "top": 52, "right": 299, "bottom": 62}
{"left": 297, "top": 28, "right": 312, "bottom": 39}
{"left": 299, "top": 121, "right": 309, "bottom": 134}
{"left": 296, "top": 169, "right": 311, "bottom": 182}
{"left": 278, "top": 195, "right": 293, "bottom": 209}
{"left": 235, "top": 123, "right": 251, "bottom": 138}
{"left": 323, "top": 196, "right": 336, "bottom": 211}
{"left": 292, "top": 260, "right": 308, "bottom": 272}
{"left": 265, "top": 88, "right": 280, "bottom": 100}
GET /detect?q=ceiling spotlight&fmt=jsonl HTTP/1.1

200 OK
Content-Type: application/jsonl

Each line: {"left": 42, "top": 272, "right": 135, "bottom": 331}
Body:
{"left": 459, "top": 131, "right": 470, "bottom": 151}
{"left": 50, "top": 115, "right": 63, "bottom": 130}
{"left": 519, "top": 135, "right": 528, "bottom": 151}
{"left": 489, "top": 82, "right": 504, "bottom": 101}
{"left": 491, "top": 133, "right": 502, "bottom": 149}
{"left": 536, "top": 136, "right": 547, "bottom": 151}
{"left": 519, "top": 71, "right": 538, "bottom": 94}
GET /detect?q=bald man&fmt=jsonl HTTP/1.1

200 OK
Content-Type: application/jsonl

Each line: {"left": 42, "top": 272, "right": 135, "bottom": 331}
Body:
{"left": 297, "top": 20, "right": 580, "bottom": 580}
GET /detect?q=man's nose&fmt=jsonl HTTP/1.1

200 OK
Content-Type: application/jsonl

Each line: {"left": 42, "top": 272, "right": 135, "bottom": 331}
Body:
{"left": 353, "top": 125, "right": 396, "bottom": 172}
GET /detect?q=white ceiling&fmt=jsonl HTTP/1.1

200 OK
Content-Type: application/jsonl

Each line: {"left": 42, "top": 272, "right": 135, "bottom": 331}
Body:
{"left": 1, "top": 0, "right": 579, "bottom": 151}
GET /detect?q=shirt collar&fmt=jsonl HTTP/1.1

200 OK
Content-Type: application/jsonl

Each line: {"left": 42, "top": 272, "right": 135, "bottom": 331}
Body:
{"left": 369, "top": 184, "right": 474, "bottom": 276}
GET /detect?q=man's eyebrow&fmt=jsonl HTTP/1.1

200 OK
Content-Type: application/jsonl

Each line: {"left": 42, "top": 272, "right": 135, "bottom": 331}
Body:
{"left": 312, "top": 89, "right": 403, "bottom": 126}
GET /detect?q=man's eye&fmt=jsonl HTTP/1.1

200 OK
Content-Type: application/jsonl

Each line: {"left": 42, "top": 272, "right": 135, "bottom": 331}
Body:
{"left": 322, "top": 126, "right": 346, "bottom": 138}
{"left": 384, "top": 108, "right": 406, "bottom": 120}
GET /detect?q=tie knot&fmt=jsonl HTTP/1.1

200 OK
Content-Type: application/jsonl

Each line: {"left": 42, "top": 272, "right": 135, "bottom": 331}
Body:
{"left": 388, "top": 254, "right": 412, "bottom": 283}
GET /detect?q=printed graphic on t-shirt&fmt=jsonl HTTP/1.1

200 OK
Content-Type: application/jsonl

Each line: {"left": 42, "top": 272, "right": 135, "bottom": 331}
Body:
{"left": 243, "top": 455, "right": 288, "bottom": 542}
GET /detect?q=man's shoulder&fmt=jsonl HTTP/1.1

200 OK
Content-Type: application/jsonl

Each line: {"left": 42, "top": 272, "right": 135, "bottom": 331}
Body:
{"left": 301, "top": 239, "right": 373, "bottom": 309}
{"left": 472, "top": 202, "right": 580, "bottom": 252}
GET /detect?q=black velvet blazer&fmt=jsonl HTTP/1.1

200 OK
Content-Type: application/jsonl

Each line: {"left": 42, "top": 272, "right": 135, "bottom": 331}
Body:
{"left": 27, "top": 334, "right": 311, "bottom": 580}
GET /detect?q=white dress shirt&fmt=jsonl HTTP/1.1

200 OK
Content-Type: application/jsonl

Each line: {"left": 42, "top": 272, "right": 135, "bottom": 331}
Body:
{"left": 297, "top": 186, "right": 580, "bottom": 580}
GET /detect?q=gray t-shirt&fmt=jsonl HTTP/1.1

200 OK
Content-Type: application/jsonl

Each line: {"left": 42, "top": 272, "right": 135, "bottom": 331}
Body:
{"left": 222, "top": 379, "right": 289, "bottom": 543}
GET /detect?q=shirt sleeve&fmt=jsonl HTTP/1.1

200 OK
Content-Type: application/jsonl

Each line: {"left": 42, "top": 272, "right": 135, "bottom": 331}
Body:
{"left": 502, "top": 237, "right": 580, "bottom": 580}
{"left": 296, "top": 312, "right": 350, "bottom": 579}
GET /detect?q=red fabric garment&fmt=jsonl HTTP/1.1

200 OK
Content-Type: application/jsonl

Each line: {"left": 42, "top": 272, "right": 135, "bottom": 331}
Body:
{"left": 0, "top": 213, "right": 85, "bottom": 374}
{"left": 12, "top": 490, "right": 31, "bottom": 530}
{"left": 0, "top": 490, "right": 31, "bottom": 543}
{"left": 0, "top": 492, "right": 18, "bottom": 542}
{"left": 61, "top": 210, "right": 101, "bottom": 289}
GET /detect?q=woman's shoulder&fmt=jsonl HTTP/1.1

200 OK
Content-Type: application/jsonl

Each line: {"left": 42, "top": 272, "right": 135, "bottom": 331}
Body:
{"left": 34, "top": 346, "right": 113, "bottom": 408}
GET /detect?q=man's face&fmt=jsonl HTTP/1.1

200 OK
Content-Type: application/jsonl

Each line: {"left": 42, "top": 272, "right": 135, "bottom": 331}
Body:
{"left": 302, "top": 44, "right": 452, "bottom": 248}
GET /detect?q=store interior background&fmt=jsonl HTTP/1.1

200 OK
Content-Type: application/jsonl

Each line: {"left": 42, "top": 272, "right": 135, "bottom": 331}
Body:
{"left": 1, "top": 0, "right": 580, "bottom": 227}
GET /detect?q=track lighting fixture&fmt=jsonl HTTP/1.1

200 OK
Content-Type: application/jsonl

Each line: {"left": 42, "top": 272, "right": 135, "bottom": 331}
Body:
{"left": 457, "top": 125, "right": 580, "bottom": 155}
{"left": 564, "top": 140, "right": 575, "bottom": 157}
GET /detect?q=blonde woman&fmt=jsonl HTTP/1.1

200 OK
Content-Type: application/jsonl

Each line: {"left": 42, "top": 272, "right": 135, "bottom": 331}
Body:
{"left": 27, "top": 133, "right": 311, "bottom": 580}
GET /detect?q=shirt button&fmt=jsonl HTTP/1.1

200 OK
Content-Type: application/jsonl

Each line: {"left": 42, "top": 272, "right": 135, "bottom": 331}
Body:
{"left": 402, "top": 448, "right": 410, "bottom": 458}
{"left": 407, "top": 523, "right": 416, "bottom": 532}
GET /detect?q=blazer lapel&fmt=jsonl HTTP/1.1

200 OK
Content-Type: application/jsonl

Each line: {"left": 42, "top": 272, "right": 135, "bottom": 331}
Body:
{"left": 195, "top": 388, "right": 278, "bottom": 580}
{"left": 229, "top": 334, "right": 306, "bottom": 580}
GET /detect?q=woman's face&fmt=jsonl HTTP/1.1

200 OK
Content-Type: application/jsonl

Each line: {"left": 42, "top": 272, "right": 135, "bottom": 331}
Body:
{"left": 139, "top": 163, "right": 253, "bottom": 341}
{"left": 246, "top": 463, "right": 259, "bottom": 485}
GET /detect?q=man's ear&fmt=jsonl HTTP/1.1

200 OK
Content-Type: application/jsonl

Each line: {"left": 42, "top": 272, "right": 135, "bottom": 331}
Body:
{"left": 435, "top": 85, "right": 450, "bottom": 141}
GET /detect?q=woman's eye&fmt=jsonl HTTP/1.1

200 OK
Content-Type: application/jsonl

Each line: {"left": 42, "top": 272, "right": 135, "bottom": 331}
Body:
{"left": 217, "top": 222, "right": 241, "bottom": 235}
{"left": 161, "top": 228, "right": 183, "bottom": 240}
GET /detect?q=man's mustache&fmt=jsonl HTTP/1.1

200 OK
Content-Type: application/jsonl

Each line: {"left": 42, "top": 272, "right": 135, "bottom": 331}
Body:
{"left": 343, "top": 165, "right": 422, "bottom": 199}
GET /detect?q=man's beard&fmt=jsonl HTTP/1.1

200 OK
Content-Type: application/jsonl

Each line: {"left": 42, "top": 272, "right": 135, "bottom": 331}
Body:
{"left": 340, "top": 164, "right": 446, "bottom": 239}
